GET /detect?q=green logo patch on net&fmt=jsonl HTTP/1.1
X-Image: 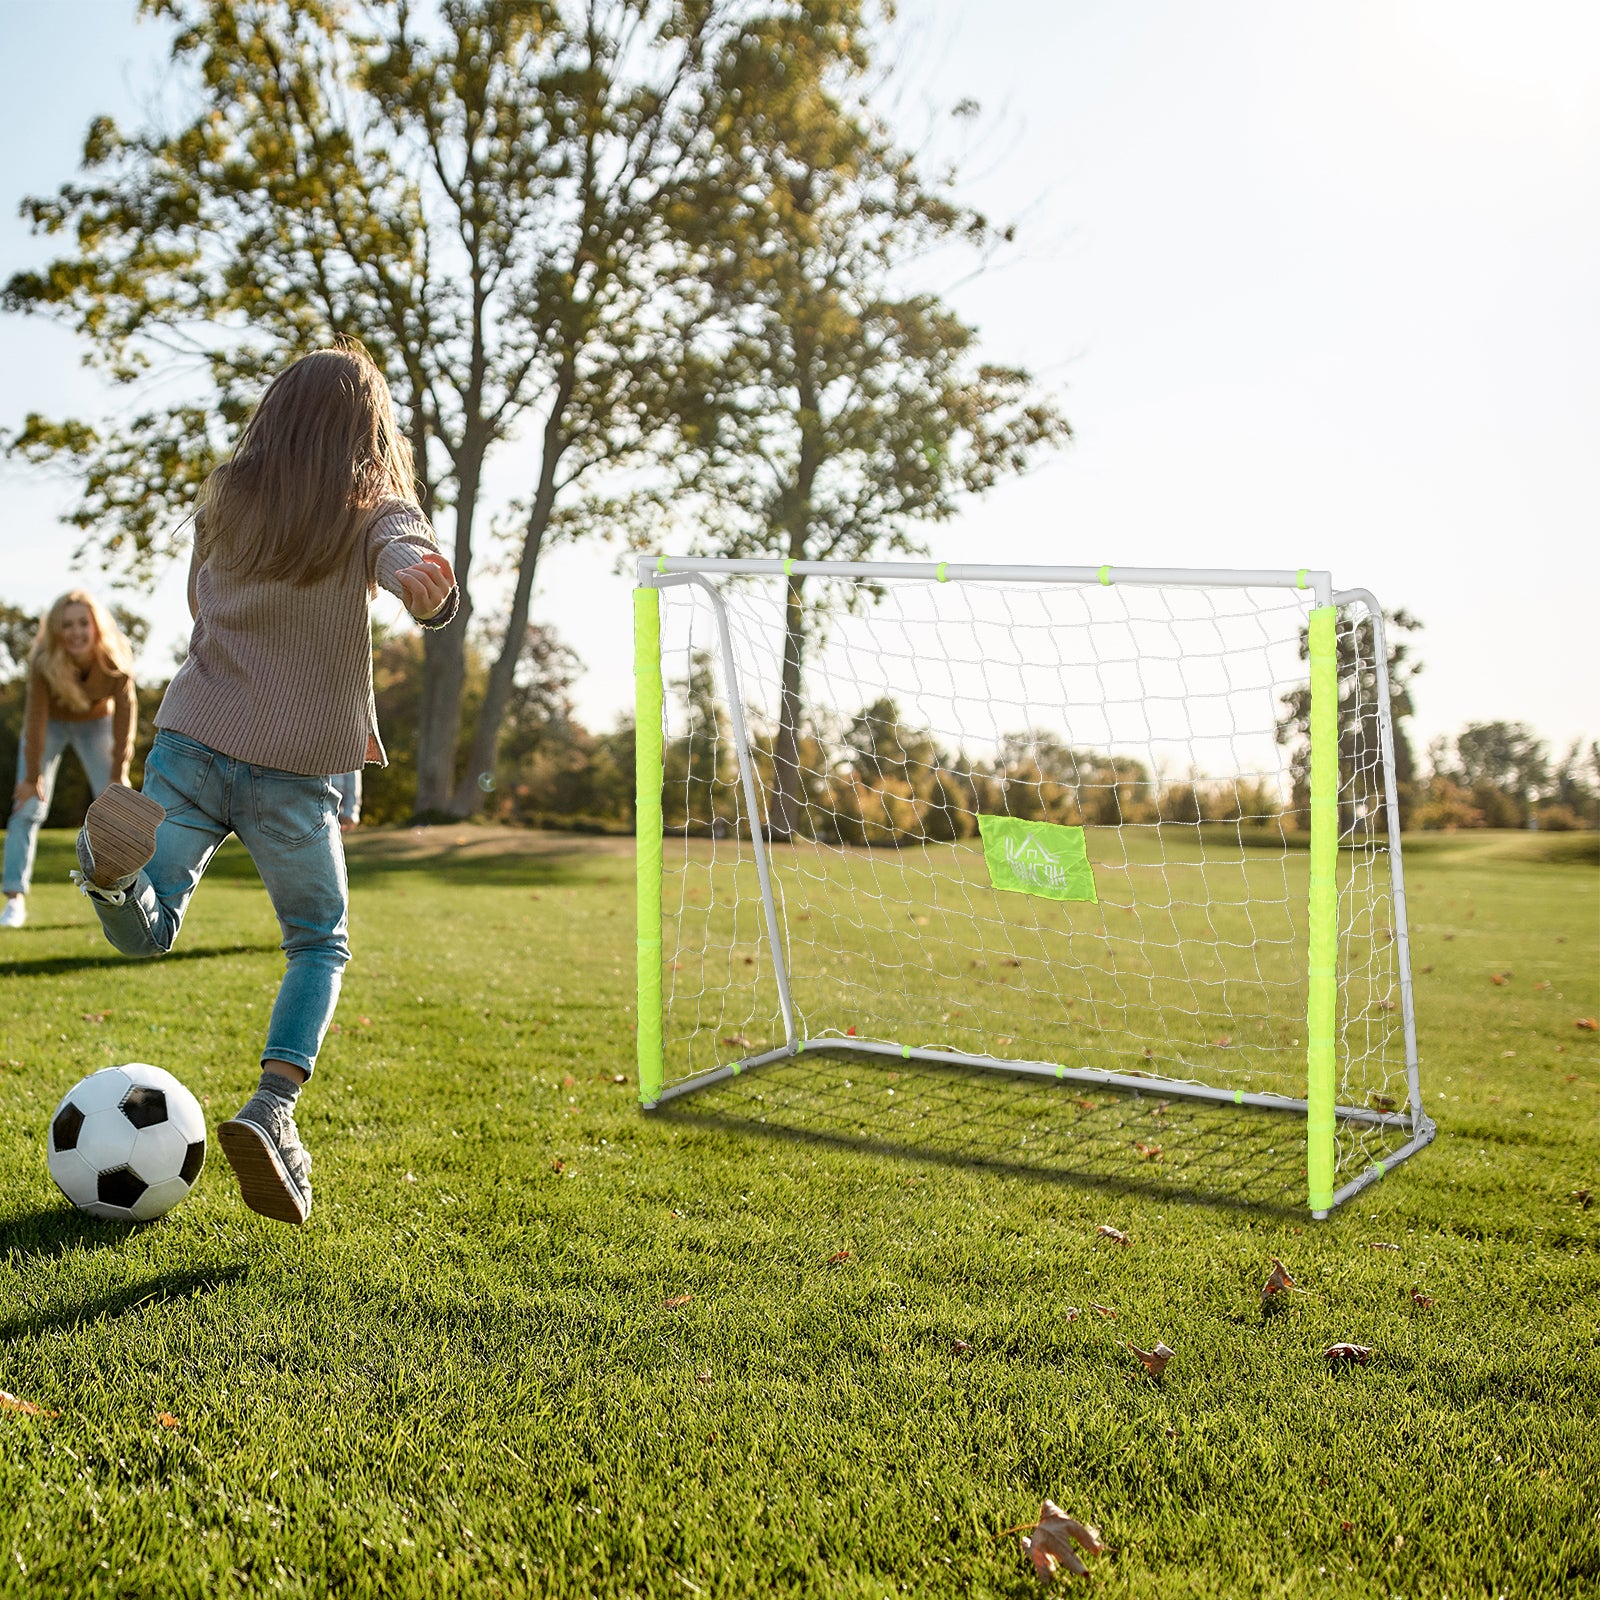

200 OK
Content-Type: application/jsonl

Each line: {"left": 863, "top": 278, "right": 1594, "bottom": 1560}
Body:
{"left": 977, "top": 816, "right": 1099, "bottom": 903}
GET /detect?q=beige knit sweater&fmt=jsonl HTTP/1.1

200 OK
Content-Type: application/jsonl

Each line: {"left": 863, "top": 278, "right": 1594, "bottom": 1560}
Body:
{"left": 156, "top": 499, "right": 458, "bottom": 776}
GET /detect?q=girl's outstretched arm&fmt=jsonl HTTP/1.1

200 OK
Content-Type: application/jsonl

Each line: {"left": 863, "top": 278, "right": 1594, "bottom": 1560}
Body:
{"left": 369, "top": 505, "right": 460, "bottom": 631}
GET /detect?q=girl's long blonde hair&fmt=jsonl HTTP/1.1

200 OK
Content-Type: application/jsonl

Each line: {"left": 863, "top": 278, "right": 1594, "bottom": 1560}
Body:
{"left": 29, "top": 590, "right": 135, "bottom": 713}
{"left": 198, "top": 340, "right": 419, "bottom": 586}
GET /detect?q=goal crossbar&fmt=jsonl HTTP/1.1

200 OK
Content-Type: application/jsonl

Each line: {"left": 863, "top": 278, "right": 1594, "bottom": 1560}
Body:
{"left": 633, "top": 557, "right": 1434, "bottom": 1219}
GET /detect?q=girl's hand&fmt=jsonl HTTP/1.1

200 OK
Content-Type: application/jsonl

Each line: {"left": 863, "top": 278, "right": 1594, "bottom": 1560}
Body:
{"left": 11, "top": 779, "right": 43, "bottom": 814}
{"left": 395, "top": 551, "right": 456, "bottom": 622}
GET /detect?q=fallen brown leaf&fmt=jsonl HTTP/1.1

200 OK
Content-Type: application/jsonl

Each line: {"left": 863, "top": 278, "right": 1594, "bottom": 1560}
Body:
{"left": 1409, "top": 1288, "right": 1434, "bottom": 1310}
{"left": 1062, "top": 1308, "right": 1081, "bottom": 1323}
{"left": 1129, "top": 1341, "right": 1174, "bottom": 1379}
{"left": 0, "top": 1391, "right": 57, "bottom": 1418}
{"left": 695, "top": 1369, "right": 713, "bottom": 1384}
{"left": 561, "top": 1074, "right": 576, "bottom": 1088}
{"left": 1017, "top": 1500, "right": 1106, "bottom": 1583}
{"left": 953, "top": 1339, "right": 973, "bottom": 1355}
{"left": 1096, "top": 1224, "right": 1131, "bottom": 1246}
{"left": 1262, "top": 1257, "right": 1295, "bottom": 1299}
{"left": 155, "top": 1412, "right": 180, "bottom": 1430}
{"left": 1324, "top": 1343, "right": 1374, "bottom": 1366}
{"left": 1133, "top": 1141, "right": 1164, "bottom": 1162}
{"left": 1571, "top": 1188, "right": 1592, "bottom": 1208}
{"left": 1212, "top": 1035, "right": 1234, "bottom": 1048}
{"left": 1071, "top": 1097, "right": 1098, "bottom": 1111}
{"left": 1575, "top": 1018, "right": 1598, "bottom": 1031}
{"left": 1002, "top": 956, "right": 1022, "bottom": 968}
{"left": 1490, "top": 973, "right": 1509, "bottom": 986}
{"left": 1365, "top": 1241, "right": 1401, "bottom": 1252}
{"left": 721, "top": 1033, "right": 752, "bottom": 1048}
{"left": 80, "top": 1010, "right": 111, "bottom": 1024}
{"left": 357, "top": 1015, "right": 372, "bottom": 1026}
{"left": 550, "top": 1158, "right": 566, "bottom": 1173}
{"left": 663, "top": 1294, "right": 692, "bottom": 1309}
{"left": 1089, "top": 1303, "right": 1117, "bottom": 1319}
{"left": 1534, "top": 981, "right": 1552, "bottom": 992}
{"left": 825, "top": 1248, "right": 852, "bottom": 1264}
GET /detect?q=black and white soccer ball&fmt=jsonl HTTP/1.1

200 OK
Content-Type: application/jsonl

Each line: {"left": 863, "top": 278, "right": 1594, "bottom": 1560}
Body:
{"left": 48, "top": 1063, "right": 206, "bottom": 1222}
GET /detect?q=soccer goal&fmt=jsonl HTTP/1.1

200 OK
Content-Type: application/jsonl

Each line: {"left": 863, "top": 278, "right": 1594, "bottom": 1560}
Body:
{"left": 632, "top": 557, "right": 1433, "bottom": 1218}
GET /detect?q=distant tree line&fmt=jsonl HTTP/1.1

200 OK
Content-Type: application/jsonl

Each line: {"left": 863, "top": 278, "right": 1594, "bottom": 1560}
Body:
{"left": 1, "top": 600, "right": 1593, "bottom": 836}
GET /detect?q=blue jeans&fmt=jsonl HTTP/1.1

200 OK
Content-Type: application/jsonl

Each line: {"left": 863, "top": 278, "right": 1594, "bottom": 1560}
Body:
{"left": 4, "top": 715, "right": 117, "bottom": 895}
{"left": 86, "top": 730, "right": 350, "bottom": 1078}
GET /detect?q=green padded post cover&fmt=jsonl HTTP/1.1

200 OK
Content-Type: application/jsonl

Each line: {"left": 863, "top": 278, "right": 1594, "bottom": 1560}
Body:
{"left": 634, "top": 587, "right": 664, "bottom": 1106}
{"left": 1306, "top": 606, "right": 1338, "bottom": 1214}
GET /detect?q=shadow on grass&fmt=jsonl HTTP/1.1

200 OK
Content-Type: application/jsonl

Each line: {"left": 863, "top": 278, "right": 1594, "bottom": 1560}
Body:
{"left": 656, "top": 1053, "right": 1310, "bottom": 1220}
{"left": 0, "top": 1206, "right": 138, "bottom": 1262}
{"left": 0, "top": 942, "right": 274, "bottom": 980}
{"left": 0, "top": 1258, "right": 249, "bottom": 1341}
{"left": 34, "top": 826, "right": 627, "bottom": 896}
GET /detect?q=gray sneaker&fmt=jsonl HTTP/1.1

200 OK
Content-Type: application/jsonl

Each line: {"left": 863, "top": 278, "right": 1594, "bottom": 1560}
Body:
{"left": 71, "top": 784, "right": 165, "bottom": 904}
{"left": 219, "top": 1096, "right": 313, "bottom": 1225}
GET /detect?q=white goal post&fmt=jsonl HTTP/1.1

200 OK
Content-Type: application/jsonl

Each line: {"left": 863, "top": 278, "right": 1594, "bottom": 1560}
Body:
{"left": 632, "top": 557, "right": 1433, "bottom": 1218}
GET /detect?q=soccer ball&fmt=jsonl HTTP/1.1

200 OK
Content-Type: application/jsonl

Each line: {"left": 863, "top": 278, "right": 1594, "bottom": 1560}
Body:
{"left": 48, "top": 1063, "right": 207, "bottom": 1222}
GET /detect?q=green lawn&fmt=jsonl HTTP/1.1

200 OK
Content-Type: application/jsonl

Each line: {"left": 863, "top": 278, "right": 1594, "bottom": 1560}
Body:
{"left": 0, "top": 826, "right": 1596, "bottom": 1598}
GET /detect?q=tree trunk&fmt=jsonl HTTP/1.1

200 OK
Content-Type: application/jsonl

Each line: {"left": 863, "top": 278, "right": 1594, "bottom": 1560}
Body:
{"left": 412, "top": 440, "right": 484, "bottom": 816}
{"left": 768, "top": 570, "right": 807, "bottom": 841}
{"left": 447, "top": 369, "right": 573, "bottom": 818}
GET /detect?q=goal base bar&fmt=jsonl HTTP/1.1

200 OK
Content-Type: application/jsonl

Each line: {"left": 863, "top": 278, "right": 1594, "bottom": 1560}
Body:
{"left": 641, "top": 1039, "right": 1435, "bottom": 1213}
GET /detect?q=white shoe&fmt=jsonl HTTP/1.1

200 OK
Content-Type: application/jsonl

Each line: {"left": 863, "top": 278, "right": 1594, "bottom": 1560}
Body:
{"left": 0, "top": 898, "right": 25, "bottom": 929}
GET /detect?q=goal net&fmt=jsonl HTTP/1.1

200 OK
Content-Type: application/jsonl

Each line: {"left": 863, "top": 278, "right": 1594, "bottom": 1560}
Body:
{"left": 633, "top": 558, "right": 1432, "bottom": 1217}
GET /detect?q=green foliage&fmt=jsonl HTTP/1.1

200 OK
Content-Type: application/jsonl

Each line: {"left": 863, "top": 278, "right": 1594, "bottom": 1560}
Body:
{"left": 0, "top": 830, "right": 1596, "bottom": 1596}
{"left": 362, "top": 620, "right": 632, "bottom": 828}
{"left": 1418, "top": 726, "right": 1599, "bottom": 832}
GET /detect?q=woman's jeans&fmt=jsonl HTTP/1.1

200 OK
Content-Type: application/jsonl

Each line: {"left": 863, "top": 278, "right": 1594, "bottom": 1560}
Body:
{"left": 4, "top": 715, "right": 116, "bottom": 895}
{"left": 86, "top": 730, "right": 350, "bottom": 1078}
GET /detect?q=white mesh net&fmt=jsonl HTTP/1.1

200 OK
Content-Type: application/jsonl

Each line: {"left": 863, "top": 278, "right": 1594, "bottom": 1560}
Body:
{"left": 649, "top": 568, "right": 1424, "bottom": 1203}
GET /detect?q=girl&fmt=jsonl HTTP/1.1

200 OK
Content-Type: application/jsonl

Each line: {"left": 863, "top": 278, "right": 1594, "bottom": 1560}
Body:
{"left": 3, "top": 591, "right": 137, "bottom": 930}
{"left": 73, "top": 342, "right": 458, "bottom": 1226}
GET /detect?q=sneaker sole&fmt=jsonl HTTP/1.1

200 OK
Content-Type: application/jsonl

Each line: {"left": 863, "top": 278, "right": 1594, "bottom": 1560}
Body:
{"left": 218, "top": 1119, "right": 311, "bottom": 1225}
{"left": 85, "top": 784, "right": 166, "bottom": 887}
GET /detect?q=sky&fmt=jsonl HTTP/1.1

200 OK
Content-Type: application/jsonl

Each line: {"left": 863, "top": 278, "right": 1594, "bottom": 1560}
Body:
{"left": 0, "top": 0, "right": 1595, "bottom": 760}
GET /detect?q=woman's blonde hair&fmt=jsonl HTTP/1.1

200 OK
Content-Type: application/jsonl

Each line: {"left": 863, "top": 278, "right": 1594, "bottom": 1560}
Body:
{"left": 29, "top": 590, "right": 136, "bottom": 713}
{"left": 198, "top": 340, "right": 418, "bottom": 585}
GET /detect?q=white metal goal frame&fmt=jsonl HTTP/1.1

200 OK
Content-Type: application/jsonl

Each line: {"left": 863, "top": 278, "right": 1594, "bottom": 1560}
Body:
{"left": 633, "top": 556, "right": 1435, "bottom": 1218}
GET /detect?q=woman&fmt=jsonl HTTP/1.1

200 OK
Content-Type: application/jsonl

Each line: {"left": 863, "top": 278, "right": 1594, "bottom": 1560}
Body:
{"left": 2, "top": 591, "right": 137, "bottom": 929}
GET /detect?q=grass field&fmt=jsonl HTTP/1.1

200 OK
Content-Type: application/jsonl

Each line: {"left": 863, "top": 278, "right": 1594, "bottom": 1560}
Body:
{"left": 1, "top": 825, "right": 1596, "bottom": 1598}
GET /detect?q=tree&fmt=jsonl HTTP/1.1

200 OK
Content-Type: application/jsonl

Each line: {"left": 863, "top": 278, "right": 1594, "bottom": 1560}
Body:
{"left": 3, "top": 0, "right": 753, "bottom": 817}
{"left": 0, "top": 603, "right": 36, "bottom": 682}
{"left": 1276, "top": 609, "right": 1423, "bottom": 833}
{"left": 1544, "top": 739, "right": 1600, "bottom": 830}
{"left": 1452, "top": 721, "right": 1550, "bottom": 807}
{"left": 663, "top": 4, "right": 1071, "bottom": 839}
